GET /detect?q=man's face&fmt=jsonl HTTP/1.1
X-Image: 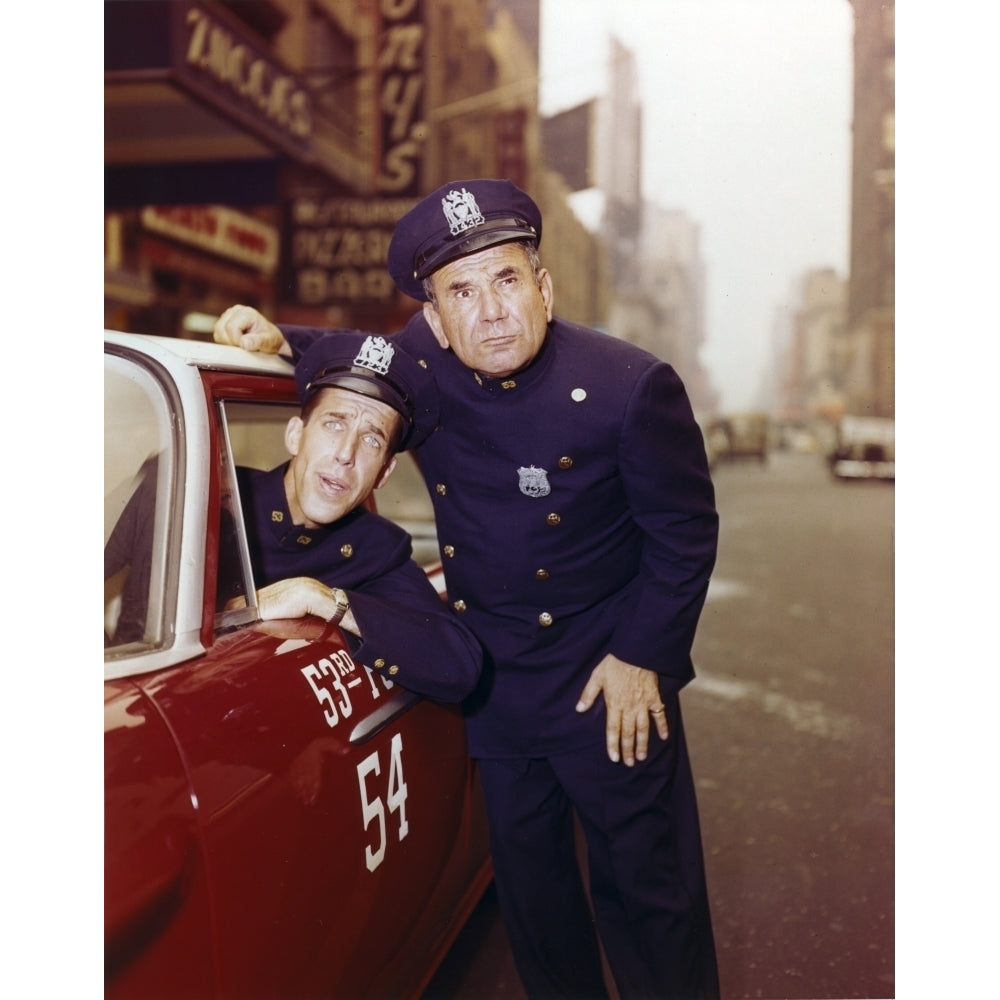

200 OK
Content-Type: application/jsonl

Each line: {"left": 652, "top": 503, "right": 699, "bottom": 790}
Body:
{"left": 422, "top": 242, "right": 553, "bottom": 378}
{"left": 284, "top": 387, "right": 399, "bottom": 528}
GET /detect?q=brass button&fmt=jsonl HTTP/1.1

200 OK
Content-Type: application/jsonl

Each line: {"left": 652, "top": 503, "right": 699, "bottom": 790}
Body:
{"left": 453, "top": 599, "right": 467, "bottom": 612}
{"left": 558, "top": 456, "right": 573, "bottom": 469}
{"left": 340, "top": 543, "right": 354, "bottom": 558}
{"left": 546, "top": 512, "right": 561, "bottom": 526}
{"left": 374, "top": 658, "right": 386, "bottom": 669}
{"left": 443, "top": 545, "right": 456, "bottom": 558}
{"left": 538, "top": 612, "right": 554, "bottom": 627}
{"left": 436, "top": 483, "right": 447, "bottom": 496}
{"left": 388, "top": 665, "right": 400, "bottom": 676}
{"left": 535, "top": 568, "right": 550, "bottom": 580}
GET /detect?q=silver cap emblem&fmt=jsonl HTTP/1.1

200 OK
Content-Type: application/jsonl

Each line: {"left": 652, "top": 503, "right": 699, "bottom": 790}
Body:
{"left": 442, "top": 188, "right": 485, "bottom": 235}
{"left": 517, "top": 465, "right": 551, "bottom": 498}
{"left": 354, "top": 335, "right": 395, "bottom": 375}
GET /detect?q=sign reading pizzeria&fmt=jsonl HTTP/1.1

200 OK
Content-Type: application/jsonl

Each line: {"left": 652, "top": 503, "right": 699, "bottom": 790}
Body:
{"left": 285, "top": 196, "right": 416, "bottom": 304}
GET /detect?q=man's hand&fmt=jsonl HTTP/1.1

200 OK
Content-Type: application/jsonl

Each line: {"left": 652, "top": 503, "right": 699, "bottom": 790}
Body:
{"left": 576, "top": 654, "right": 668, "bottom": 766}
{"left": 214, "top": 304, "right": 291, "bottom": 356}
{"left": 255, "top": 577, "right": 359, "bottom": 635}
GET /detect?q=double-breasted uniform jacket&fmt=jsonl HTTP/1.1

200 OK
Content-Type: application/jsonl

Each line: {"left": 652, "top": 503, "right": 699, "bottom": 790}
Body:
{"left": 283, "top": 314, "right": 718, "bottom": 759}
{"left": 236, "top": 463, "right": 483, "bottom": 703}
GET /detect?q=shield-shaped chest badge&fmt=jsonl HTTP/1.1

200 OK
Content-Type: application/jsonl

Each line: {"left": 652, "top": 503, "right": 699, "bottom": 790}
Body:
{"left": 517, "top": 465, "right": 551, "bottom": 498}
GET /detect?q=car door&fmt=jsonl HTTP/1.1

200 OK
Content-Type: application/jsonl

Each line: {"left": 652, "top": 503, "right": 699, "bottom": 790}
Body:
{"left": 105, "top": 342, "right": 490, "bottom": 1000}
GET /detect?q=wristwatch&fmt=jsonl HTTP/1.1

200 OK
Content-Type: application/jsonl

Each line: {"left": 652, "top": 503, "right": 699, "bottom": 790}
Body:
{"left": 327, "top": 587, "right": 350, "bottom": 625}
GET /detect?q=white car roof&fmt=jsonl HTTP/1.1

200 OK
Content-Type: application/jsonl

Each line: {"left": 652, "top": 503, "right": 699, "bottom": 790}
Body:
{"left": 105, "top": 330, "right": 295, "bottom": 378}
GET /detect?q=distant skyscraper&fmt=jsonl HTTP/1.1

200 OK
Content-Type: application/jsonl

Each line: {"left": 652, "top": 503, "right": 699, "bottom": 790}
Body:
{"left": 597, "top": 36, "right": 643, "bottom": 288}
{"left": 847, "top": 0, "right": 894, "bottom": 416}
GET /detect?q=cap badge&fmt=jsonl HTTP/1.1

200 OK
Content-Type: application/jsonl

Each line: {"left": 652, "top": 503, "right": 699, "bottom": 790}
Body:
{"left": 517, "top": 465, "right": 551, "bottom": 498}
{"left": 442, "top": 187, "right": 485, "bottom": 236}
{"left": 354, "top": 335, "right": 394, "bottom": 375}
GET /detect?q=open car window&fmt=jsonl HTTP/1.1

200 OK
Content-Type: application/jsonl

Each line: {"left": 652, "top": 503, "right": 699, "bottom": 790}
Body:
{"left": 214, "top": 398, "right": 441, "bottom": 631}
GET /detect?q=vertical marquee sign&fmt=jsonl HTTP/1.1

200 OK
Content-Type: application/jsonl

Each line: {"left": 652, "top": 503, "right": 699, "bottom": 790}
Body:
{"left": 282, "top": 0, "right": 425, "bottom": 308}
{"left": 376, "top": 0, "right": 425, "bottom": 197}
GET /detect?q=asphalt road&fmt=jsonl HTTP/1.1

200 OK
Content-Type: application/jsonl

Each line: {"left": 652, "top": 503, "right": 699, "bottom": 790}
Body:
{"left": 424, "top": 450, "right": 895, "bottom": 1000}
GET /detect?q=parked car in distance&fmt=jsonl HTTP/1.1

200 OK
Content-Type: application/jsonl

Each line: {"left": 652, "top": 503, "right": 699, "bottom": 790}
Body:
{"left": 105, "top": 331, "right": 491, "bottom": 1000}
{"left": 702, "top": 413, "right": 770, "bottom": 466}
{"left": 827, "top": 415, "right": 895, "bottom": 481}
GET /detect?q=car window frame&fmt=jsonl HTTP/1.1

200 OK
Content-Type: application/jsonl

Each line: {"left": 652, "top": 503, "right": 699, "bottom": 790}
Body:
{"left": 212, "top": 397, "right": 305, "bottom": 633}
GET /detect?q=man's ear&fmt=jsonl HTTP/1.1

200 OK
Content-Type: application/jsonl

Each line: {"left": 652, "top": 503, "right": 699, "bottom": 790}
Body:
{"left": 422, "top": 300, "right": 450, "bottom": 349}
{"left": 285, "top": 415, "right": 304, "bottom": 456}
{"left": 374, "top": 454, "right": 398, "bottom": 490}
{"left": 538, "top": 268, "right": 554, "bottom": 322}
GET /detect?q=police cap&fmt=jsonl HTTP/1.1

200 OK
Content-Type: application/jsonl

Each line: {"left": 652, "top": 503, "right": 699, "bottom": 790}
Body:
{"left": 387, "top": 178, "right": 542, "bottom": 301}
{"left": 296, "top": 331, "right": 439, "bottom": 451}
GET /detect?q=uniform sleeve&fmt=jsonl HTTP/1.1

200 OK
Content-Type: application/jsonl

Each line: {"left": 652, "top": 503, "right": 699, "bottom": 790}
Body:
{"left": 280, "top": 312, "right": 429, "bottom": 361}
{"left": 280, "top": 325, "right": 342, "bottom": 361}
{"left": 608, "top": 362, "right": 719, "bottom": 681}
{"left": 345, "top": 531, "right": 484, "bottom": 704}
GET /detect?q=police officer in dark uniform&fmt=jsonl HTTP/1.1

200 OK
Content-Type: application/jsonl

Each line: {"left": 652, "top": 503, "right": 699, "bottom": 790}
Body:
{"left": 235, "top": 329, "right": 483, "bottom": 704}
{"left": 215, "top": 179, "right": 720, "bottom": 999}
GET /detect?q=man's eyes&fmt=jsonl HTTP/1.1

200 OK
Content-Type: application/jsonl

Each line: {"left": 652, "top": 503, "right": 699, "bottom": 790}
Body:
{"left": 452, "top": 275, "right": 519, "bottom": 299}
{"left": 325, "top": 421, "right": 384, "bottom": 449}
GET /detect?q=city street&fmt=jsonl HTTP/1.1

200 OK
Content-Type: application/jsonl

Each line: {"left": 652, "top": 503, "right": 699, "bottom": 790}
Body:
{"left": 424, "top": 449, "right": 895, "bottom": 1000}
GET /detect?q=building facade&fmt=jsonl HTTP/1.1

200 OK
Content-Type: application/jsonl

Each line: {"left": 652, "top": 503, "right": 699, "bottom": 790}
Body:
{"left": 772, "top": 267, "right": 849, "bottom": 423}
{"left": 105, "top": 0, "right": 607, "bottom": 341}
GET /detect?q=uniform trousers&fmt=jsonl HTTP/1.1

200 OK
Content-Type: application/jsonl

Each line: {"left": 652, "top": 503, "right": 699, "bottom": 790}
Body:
{"left": 477, "top": 699, "right": 719, "bottom": 1000}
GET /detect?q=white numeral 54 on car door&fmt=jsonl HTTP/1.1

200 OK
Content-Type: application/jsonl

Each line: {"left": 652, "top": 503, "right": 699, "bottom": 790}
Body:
{"left": 357, "top": 732, "right": 409, "bottom": 872}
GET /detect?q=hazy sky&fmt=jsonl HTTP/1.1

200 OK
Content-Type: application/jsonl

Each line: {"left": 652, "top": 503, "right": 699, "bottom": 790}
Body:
{"left": 539, "top": 0, "right": 854, "bottom": 411}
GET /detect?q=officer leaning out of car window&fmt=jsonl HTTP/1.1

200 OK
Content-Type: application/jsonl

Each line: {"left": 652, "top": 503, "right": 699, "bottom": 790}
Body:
{"left": 231, "top": 330, "right": 483, "bottom": 705}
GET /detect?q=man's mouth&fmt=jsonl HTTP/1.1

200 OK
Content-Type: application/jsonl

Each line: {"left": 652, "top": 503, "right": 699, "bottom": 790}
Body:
{"left": 482, "top": 333, "right": 516, "bottom": 348}
{"left": 318, "top": 473, "right": 348, "bottom": 496}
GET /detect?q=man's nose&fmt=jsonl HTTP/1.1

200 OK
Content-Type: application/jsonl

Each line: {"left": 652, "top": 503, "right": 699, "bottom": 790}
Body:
{"left": 334, "top": 433, "right": 357, "bottom": 464}
{"left": 479, "top": 285, "right": 505, "bottom": 321}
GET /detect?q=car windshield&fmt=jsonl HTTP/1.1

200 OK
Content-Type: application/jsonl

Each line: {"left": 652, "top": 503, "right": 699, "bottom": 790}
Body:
{"left": 104, "top": 354, "right": 176, "bottom": 654}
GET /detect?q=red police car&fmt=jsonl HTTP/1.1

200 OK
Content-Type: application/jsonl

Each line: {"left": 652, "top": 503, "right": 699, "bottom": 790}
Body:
{"left": 104, "top": 331, "right": 491, "bottom": 999}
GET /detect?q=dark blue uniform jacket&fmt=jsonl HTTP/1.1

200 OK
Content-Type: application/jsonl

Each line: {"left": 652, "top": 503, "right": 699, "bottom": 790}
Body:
{"left": 236, "top": 463, "right": 483, "bottom": 704}
{"left": 283, "top": 315, "right": 718, "bottom": 758}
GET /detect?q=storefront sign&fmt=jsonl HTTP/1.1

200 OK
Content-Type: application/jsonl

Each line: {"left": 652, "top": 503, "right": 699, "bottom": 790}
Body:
{"left": 285, "top": 196, "right": 417, "bottom": 304}
{"left": 175, "top": 2, "right": 313, "bottom": 158}
{"left": 141, "top": 205, "right": 279, "bottom": 273}
{"left": 376, "top": 0, "right": 425, "bottom": 195}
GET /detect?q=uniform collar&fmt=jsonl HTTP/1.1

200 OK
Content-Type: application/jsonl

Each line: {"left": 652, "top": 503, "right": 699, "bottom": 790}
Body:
{"left": 259, "top": 463, "right": 363, "bottom": 550}
{"left": 470, "top": 323, "right": 555, "bottom": 396}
